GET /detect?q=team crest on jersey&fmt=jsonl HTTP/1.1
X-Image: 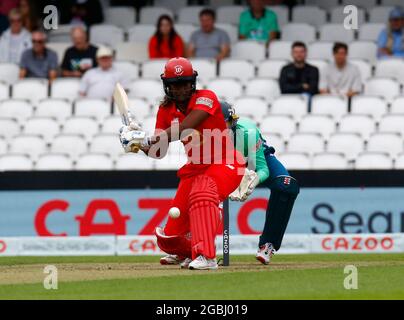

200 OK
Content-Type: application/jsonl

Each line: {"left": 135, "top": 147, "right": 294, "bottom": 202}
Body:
{"left": 253, "top": 139, "right": 263, "bottom": 152}
{"left": 174, "top": 65, "right": 184, "bottom": 75}
{"left": 196, "top": 97, "right": 213, "bottom": 108}
{"left": 283, "top": 177, "right": 291, "bottom": 185}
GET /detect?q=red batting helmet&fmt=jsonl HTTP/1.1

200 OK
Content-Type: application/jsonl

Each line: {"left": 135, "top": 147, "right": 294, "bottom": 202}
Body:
{"left": 160, "top": 57, "right": 198, "bottom": 96}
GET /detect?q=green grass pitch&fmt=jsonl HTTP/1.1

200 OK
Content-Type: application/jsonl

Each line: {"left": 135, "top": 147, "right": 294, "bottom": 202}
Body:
{"left": 0, "top": 254, "right": 403, "bottom": 300}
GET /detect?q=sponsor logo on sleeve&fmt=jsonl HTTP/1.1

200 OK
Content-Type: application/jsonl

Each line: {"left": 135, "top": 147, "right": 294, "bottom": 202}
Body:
{"left": 196, "top": 97, "right": 213, "bottom": 108}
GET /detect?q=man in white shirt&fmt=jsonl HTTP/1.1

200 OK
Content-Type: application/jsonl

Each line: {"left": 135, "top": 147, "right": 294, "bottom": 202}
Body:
{"left": 320, "top": 42, "right": 362, "bottom": 98}
{"left": 79, "top": 46, "right": 129, "bottom": 100}
{"left": 0, "top": 8, "right": 32, "bottom": 64}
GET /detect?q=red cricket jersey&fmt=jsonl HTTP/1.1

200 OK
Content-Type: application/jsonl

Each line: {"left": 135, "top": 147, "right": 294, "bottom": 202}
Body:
{"left": 154, "top": 90, "right": 243, "bottom": 177}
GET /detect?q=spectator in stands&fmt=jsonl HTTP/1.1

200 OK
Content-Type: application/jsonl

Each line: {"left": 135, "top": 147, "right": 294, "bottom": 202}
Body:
{"left": 187, "top": 8, "right": 230, "bottom": 62}
{"left": 60, "top": 0, "right": 104, "bottom": 27}
{"left": 0, "top": 0, "right": 20, "bottom": 35}
{"left": 79, "top": 46, "right": 129, "bottom": 100}
{"left": 19, "top": 0, "right": 42, "bottom": 32}
{"left": 19, "top": 30, "right": 58, "bottom": 81}
{"left": 377, "top": 7, "right": 404, "bottom": 58}
{"left": 279, "top": 42, "right": 319, "bottom": 95}
{"left": 239, "top": 0, "right": 279, "bottom": 45}
{"left": 149, "top": 15, "right": 184, "bottom": 59}
{"left": 320, "top": 42, "right": 361, "bottom": 98}
{"left": 61, "top": 26, "right": 98, "bottom": 77}
{"left": 0, "top": 8, "right": 32, "bottom": 64}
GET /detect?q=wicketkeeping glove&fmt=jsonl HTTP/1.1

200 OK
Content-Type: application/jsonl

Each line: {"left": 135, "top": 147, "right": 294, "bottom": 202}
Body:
{"left": 230, "top": 169, "right": 259, "bottom": 202}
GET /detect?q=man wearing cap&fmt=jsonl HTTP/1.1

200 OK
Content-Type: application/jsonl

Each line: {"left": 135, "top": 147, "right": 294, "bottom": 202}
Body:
{"left": 377, "top": 6, "right": 404, "bottom": 58}
{"left": 79, "top": 46, "right": 129, "bottom": 100}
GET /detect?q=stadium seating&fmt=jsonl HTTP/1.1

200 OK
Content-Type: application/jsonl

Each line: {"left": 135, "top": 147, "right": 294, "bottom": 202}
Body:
{"left": 12, "top": 79, "right": 48, "bottom": 104}
{"left": 270, "top": 95, "right": 307, "bottom": 121}
{"left": 287, "top": 133, "right": 325, "bottom": 156}
{"left": 234, "top": 97, "right": 268, "bottom": 121}
{"left": 23, "top": 117, "right": 60, "bottom": 144}
{"left": 35, "top": 98, "right": 72, "bottom": 123}
{"left": 76, "top": 153, "right": 114, "bottom": 170}
{"left": 355, "top": 152, "right": 393, "bottom": 169}
{"left": 0, "top": 63, "right": 19, "bottom": 84}
{"left": 2, "top": 2, "right": 404, "bottom": 171}
{"left": 50, "top": 134, "right": 88, "bottom": 160}
{"left": 74, "top": 98, "right": 111, "bottom": 122}
{"left": 90, "top": 24, "right": 125, "bottom": 46}
{"left": 231, "top": 41, "right": 266, "bottom": 63}
{"left": 268, "top": 41, "right": 292, "bottom": 60}
{"left": 311, "top": 95, "right": 348, "bottom": 120}
{"left": 207, "top": 78, "right": 243, "bottom": 102}
{"left": 281, "top": 23, "right": 316, "bottom": 42}
{"left": 257, "top": 59, "right": 288, "bottom": 79}
{"left": 0, "top": 154, "right": 33, "bottom": 171}
{"left": 319, "top": 24, "right": 355, "bottom": 42}
{"left": 127, "top": 24, "right": 155, "bottom": 43}
{"left": 358, "top": 23, "right": 385, "bottom": 41}
{"left": 104, "top": 6, "right": 136, "bottom": 28}
{"left": 0, "top": 82, "right": 9, "bottom": 99}
{"left": 113, "top": 60, "right": 140, "bottom": 82}
{"left": 369, "top": 6, "right": 394, "bottom": 23}
{"left": 327, "top": 133, "right": 364, "bottom": 160}
{"left": 367, "top": 133, "right": 403, "bottom": 158}
{"left": 338, "top": 114, "right": 376, "bottom": 140}
{"left": 312, "top": 152, "right": 349, "bottom": 169}
{"left": 0, "top": 118, "right": 20, "bottom": 141}
{"left": 375, "top": 59, "right": 404, "bottom": 85}
{"left": 9, "top": 134, "right": 47, "bottom": 161}
{"left": 277, "top": 152, "right": 311, "bottom": 170}
{"left": 36, "top": 153, "right": 74, "bottom": 170}
{"left": 177, "top": 6, "right": 205, "bottom": 24}
{"left": 364, "top": 78, "right": 401, "bottom": 103}
{"left": 260, "top": 115, "right": 296, "bottom": 140}
{"left": 51, "top": 78, "right": 81, "bottom": 101}
{"left": 115, "top": 153, "right": 155, "bottom": 170}
{"left": 0, "top": 99, "right": 34, "bottom": 124}
{"left": 350, "top": 95, "right": 388, "bottom": 121}
{"left": 349, "top": 41, "right": 378, "bottom": 64}
{"left": 378, "top": 114, "right": 404, "bottom": 137}
{"left": 89, "top": 134, "right": 125, "bottom": 159}
{"left": 62, "top": 116, "right": 99, "bottom": 142}
{"left": 245, "top": 78, "right": 280, "bottom": 102}
{"left": 217, "top": 6, "right": 245, "bottom": 24}
{"left": 292, "top": 6, "right": 327, "bottom": 28}
{"left": 114, "top": 44, "right": 148, "bottom": 64}
{"left": 219, "top": 59, "right": 255, "bottom": 84}
{"left": 298, "top": 114, "right": 336, "bottom": 140}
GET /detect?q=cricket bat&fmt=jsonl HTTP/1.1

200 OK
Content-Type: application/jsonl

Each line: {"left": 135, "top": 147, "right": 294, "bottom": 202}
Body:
{"left": 113, "top": 82, "right": 131, "bottom": 126}
{"left": 114, "top": 83, "right": 144, "bottom": 153}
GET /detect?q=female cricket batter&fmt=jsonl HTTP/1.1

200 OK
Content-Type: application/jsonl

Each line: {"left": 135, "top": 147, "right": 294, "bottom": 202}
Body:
{"left": 221, "top": 102, "right": 300, "bottom": 264}
{"left": 120, "top": 58, "right": 245, "bottom": 270}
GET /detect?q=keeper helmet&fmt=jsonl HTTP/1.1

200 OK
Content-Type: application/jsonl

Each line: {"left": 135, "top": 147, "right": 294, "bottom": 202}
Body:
{"left": 220, "top": 101, "right": 239, "bottom": 122}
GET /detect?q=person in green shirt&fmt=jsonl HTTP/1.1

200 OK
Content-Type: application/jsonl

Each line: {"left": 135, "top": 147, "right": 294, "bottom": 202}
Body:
{"left": 221, "top": 102, "right": 299, "bottom": 264}
{"left": 239, "top": 0, "right": 279, "bottom": 44}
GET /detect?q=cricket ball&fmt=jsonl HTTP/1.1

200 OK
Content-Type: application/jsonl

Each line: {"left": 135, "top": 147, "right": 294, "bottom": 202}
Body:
{"left": 168, "top": 207, "right": 180, "bottom": 219}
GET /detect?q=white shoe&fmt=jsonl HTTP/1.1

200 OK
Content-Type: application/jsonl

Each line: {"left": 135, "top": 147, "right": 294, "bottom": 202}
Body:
{"left": 180, "top": 258, "right": 192, "bottom": 269}
{"left": 256, "top": 243, "right": 275, "bottom": 265}
{"left": 160, "top": 254, "right": 182, "bottom": 265}
{"left": 188, "top": 255, "right": 218, "bottom": 270}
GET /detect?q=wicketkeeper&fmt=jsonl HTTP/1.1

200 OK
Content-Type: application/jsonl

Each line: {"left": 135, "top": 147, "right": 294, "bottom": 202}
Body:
{"left": 221, "top": 102, "right": 300, "bottom": 264}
